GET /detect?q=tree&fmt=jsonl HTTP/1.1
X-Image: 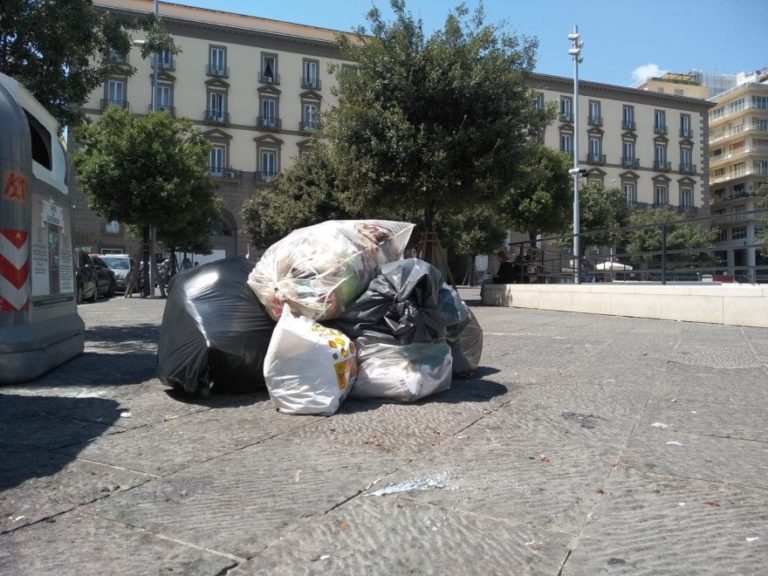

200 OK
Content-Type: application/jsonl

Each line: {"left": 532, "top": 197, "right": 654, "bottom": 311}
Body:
{"left": 326, "top": 0, "right": 545, "bottom": 236}
{"left": 624, "top": 206, "right": 719, "bottom": 268}
{"left": 242, "top": 145, "right": 356, "bottom": 249}
{"left": 578, "top": 182, "right": 629, "bottom": 256}
{"left": 0, "top": 0, "right": 171, "bottom": 128}
{"left": 503, "top": 144, "right": 571, "bottom": 243}
{"left": 72, "top": 107, "right": 218, "bottom": 290}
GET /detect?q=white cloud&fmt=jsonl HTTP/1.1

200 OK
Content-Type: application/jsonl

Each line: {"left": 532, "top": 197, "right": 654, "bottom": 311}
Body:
{"left": 631, "top": 63, "right": 667, "bottom": 86}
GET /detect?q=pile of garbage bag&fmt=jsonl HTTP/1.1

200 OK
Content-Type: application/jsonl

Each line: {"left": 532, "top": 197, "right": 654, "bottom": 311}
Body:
{"left": 157, "top": 220, "right": 483, "bottom": 413}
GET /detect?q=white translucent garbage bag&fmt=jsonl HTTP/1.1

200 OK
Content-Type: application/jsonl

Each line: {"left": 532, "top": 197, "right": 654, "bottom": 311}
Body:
{"left": 263, "top": 305, "right": 357, "bottom": 415}
{"left": 351, "top": 338, "right": 453, "bottom": 402}
{"left": 247, "top": 220, "right": 415, "bottom": 321}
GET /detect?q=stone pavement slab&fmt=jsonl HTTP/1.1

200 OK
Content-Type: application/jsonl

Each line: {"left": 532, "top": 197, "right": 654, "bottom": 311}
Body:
{"left": 0, "top": 290, "right": 766, "bottom": 574}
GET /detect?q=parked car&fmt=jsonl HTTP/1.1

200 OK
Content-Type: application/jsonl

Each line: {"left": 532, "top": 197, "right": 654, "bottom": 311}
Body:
{"left": 94, "top": 253, "right": 134, "bottom": 293}
{"left": 75, "top": 251, "right": 115, "bottom": 303}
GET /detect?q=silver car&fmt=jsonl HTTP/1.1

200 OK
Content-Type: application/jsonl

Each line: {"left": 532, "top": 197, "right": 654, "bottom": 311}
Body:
{"left": 97, "top": 254, "right": 135, "bottom": 293}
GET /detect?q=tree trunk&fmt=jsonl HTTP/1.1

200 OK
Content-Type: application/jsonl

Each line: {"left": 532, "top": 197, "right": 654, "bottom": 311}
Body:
{"left": 141, "top": 226, "right": 151, "bottom": 297}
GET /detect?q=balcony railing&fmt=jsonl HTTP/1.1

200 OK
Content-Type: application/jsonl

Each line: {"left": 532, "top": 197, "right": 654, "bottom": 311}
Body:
{"left": 587, "top": 115, "right": 603, "bottom": 126}
{"left": 155, "top": 59, "right": 175, "bottom": 72}
{"left": 679, "top": 127, "right": 694, "bottom": 138}
{"left": 653, "top": 160, "right": 671, "bottom": 171}
{"left": 209, "top": 167, "right": 243, "bottom": 179}
{"left": 257, "top": 116, "right": 282, "bottom": 130}
{"left": 586, "top": 153, "right": 606, "bottom": 165}
{"left": 621, "top": 157, "right": 640, "bottom": 169}
{"left": 206, "top": 65, "right": 229, "bottom": 78}
{"left": 148, "top": 105, "right": 176, "bottom": 116}
{"left": 299, "top": 120, "right": 322, "bottom": 132}
{"left": 679, "top": 163, "right": 697, "bottom": 174}
{"left": 204, "top": 110, "right": 229, "bottom": 124}
{"left": 654, "top": 125, "right": 668, "bottom": 135}
{"left": 253, "top": 170, "right": 279, "bottom": 181}
{"left": 559, "top": 113, "right": 573, "bottom": 123}
{"left": 622, "top": 120, "right": 636, "bottom": 131}
{"left": 101, "top": 99, "right": 129, "bottom": 110}
{"left": 652, "top": 202, "right": 668, "bottom": 208}
{"left": 259, "top": 72, "right": 280, "bottom": 85}
{"left": 301, "top": 77, "right": 321, "bottom": 90}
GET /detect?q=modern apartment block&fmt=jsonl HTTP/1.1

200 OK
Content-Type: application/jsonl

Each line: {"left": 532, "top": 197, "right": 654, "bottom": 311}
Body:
{"left": 531, "top": 73, "right": 713, "bottom": 215}
{"left": 707, "top": 70, "right": 768, "bottom": 281}
{"left": 72, "top": 0, "right": 352, "bottom": 257}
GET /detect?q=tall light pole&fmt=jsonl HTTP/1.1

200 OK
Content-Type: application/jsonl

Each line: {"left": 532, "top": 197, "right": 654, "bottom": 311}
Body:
{"left": 568, "top": 26, "right": 583, "bottom": 284}
{"left": 148, "top": 0, "right": 159, "bottom": 296}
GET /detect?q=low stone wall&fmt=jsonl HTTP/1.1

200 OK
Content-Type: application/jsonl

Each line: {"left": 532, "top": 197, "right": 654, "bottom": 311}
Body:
{"left": 482, "top": 283, "right": 768, "bottom": 327}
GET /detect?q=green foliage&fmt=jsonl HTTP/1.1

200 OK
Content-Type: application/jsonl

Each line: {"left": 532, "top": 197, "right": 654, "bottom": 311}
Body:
{"left": 435, "top": 206, "right": 508, "bottom": 256}
{"left": 578, "top": 182, "right": 629, "bottom": 255}
{"left": 72, "top": 107, "right": 218, "bottom": 251}
{"left": 0, "top": 0, "right": 174, "bottom": 128}
{"left": 503, "top": 144, "right": 571, "bottom": 242}
{"left": 625, "top": 206, "right": 719, "bottom": 264}
{"left": 326, "top": 0, "right": 544, "bottom": 232}
{"left": 241, "top": 145, "right": 356, "bottom": 249}
{"left": 759, "top": 183, "right": 768, "bottom": 258}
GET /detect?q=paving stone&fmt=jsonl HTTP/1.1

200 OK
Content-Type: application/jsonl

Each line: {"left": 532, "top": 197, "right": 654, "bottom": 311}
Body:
{"left": 0, "top": 511, "right": 235, "bottom": 575}
{"left": 561, "top": 466, "right": 768, "bottom": 575}
{"left": 232, "top": 496, "right": 572, "bottom": 576}
{"left": 84, "top": 435, "right": 408, "bottom": 558}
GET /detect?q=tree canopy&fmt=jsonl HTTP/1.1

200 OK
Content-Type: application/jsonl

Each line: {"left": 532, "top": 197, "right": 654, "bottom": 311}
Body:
{"left": 578, "top": 182, "right": 630, "bottom": 256}
{"left": 1, "top": 0, "right": 172, "bottom": 127}
{"left": 72, "top": 107, "right": 219, "bottom": 254}
{"left": 325, "top": 0, "right": 546, "bottom": 233}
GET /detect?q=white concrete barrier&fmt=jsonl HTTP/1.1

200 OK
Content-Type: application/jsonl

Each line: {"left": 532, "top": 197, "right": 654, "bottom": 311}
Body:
{"left": 482, "top": 283, "right": 768, "bottom": 327}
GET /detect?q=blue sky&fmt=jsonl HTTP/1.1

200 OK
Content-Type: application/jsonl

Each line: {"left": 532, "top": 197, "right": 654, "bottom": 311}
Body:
{"left": 175, "top": 0, "right": 765, "bottom": 87}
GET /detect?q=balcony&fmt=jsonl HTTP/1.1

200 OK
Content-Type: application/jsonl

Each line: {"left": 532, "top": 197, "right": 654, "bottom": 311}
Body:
{"left": 586, "top": 153, "right": 606, "bottom": 165}
{"left": 257, "top": 116, "right": 282, "bottom": 130}
{"left": 621, "top": 157, "right": 640, "bottom": 169}
{"left": 108, "top": 52, "right": 129, "bottom": 66}
{"left": 654, "top": 125, "right": 668, "bottom": 135}
{"left": 259, "top": 72, "right": 280, "bottom": 85}
{"left": 206, "top": 65, "right": 229, "bottom": 78}
{"left": 679, "top": 163, "right": 697, "bottom": 174}
{"left": 100, "top": 98, "right": 129, "bottom": 110}
{"left": 204, "top": 110, "right": 229, "bottom": 125}
{"left": 299, "top": 120, "right": 322, "bottom": 132}
{"left": 253, "top": 170, "right": 278, "bottom": 181}
{"left": 209, "top": 167, "right": 243, "bottom": 179}
{"left": 621, "top": 120, "right": 636, "bottom": 131}
{"left": 652, "top": 202, "right": 668, "bottom": 208}
{"left": 148, "top": 105, "right": 176, "bottom": 116}
{"left": 559, "top": 113, "right": 573, "bottom": 123}
{"left": 653, "top": 160, "right": 671, "bottom": 171}
{"left": 587, "top": 115, "right": 603, "bottom": 126}
{"left": 301, "top": 77, "right": 321, "bottom": 90}
{"left": 155, "top": 59, "right": 175, "bottom": 72}
{"left": 677, "top": 205, "right": 695, "bottom": 214}
{"left": 679, "top": 127, "right": 694, "bottom": 138}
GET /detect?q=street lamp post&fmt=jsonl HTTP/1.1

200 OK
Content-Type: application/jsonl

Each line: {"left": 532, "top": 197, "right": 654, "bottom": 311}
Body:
{"left": 148, "top": 0, "right": 159, "bottom": 296}
{"left": 568, "top": 26, "right": 583, "bottom": 284}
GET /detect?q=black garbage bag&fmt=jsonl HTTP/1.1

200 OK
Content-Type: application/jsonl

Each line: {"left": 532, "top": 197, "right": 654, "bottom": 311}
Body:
{"left": 330, "top": 258, "right": 466, "bottom": 344}
{"left": 447, "top": 309, "right": 483, "bottom": 377}
{"left": 157, "top": 257, "right": 276, "bottom": 396}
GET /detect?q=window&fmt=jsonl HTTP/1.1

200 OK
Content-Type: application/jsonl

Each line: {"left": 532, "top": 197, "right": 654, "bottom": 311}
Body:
{"left": 302, "top": 59, "right": 319, "bottom": 89}
{"left": 755, "top": 160, "right": 768, "bottom": 175}
{"left": 559, "top": 132, "right": 573, "bottom": 156}
{"left": 261, "top": 53, "right": 279, "bottom": 84}
{"left": 717, "top": 227, "right": 728, "bottom": 242}
{"left": 207, "top": 91, "right": 226, "bottom": 123}
{"left": 680, "top": 113, "right": 692, "bottom": 138}
{"left": 208, "top": 46, "right": 227, "bottom": 77}
{"left": 259, "top": 97, "right": 279, "bottom": 129}
{"left": 753, "top": 95, "right": 768, "bottom": 109}
{"left": 588, "top": 135, "right": 603, "bottom": 163}
{"left": 712, "top": 107, "right": 724, "bottom": 119}
{"left": 757, "top": 118, "right": 768, "bottom": 131}
{"left": 105, "top": 220, "right": 121, "bottom": 234}
{"left": 732, "top": 226, "right": 747, "bottom": 240}
{"left": 622, "top": 105, "right": 635, "bottom": 130}
{"left": 680, "top": 147, "right": 693, "bottom": 172}
{"left": 623, "top": 181, "right": 637, "bottom": 204}
{"left": 559, "top": 96, "right": 572, "bottom": 122}
{"left": 654, "top": 143, "right": 668, "bottom": 170}
{"left": 534, "top": 92, "right": 544, "bottom": 111}
{"left": 588, "top": 100, "right": 601, "bottom": 125}
{"left": 301, "top": 102, "right": 319, "bottom": 131}
{"left": 154, "top": 84, "right": 172, "bottom": 112}
{"left": 729, "top": 98, "right": 745, "bottom": 114}
{"left": 680, "top": 187, "right": 693, "bottom": 208}
{"left": 654, "top": 185, "right": 667, "bottom": 207}
{"left": 106, "top": 79, "right": 125, "bottom": 108}
{"left": 260, "top": 149, "right": 277, "bottom": 177}
{"left": 654, "top": 110, "right": 666, "bottom": 133}
{"left": 209, "top": 145, "right": 225, "bottom": 175}
{"left": 158, "top": 44, "right": 174, "bottom": 70}
{"left": 622, "top": 140, "right": 636, "bottom": 167}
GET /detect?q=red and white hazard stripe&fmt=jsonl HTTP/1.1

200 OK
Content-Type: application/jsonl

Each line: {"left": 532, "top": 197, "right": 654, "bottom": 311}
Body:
{"left": 0, "top": 229, "right": 29, "bottom": 311}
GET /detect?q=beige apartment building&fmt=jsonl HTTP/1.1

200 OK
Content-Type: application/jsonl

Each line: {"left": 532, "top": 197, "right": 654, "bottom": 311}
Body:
{"left": 531, "top": 73, "right": 713, "bottom": 215}
{"left": 707, "top": 71, "right": 768, "bottom": 281}
{"left": 72, "top": 0, "right": 353, "bottom": 258}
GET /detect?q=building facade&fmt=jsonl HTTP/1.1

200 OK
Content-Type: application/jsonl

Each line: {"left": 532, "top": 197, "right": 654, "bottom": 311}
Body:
{"left": 72, "top": 0, "right": 352, "bottom": 257}
{"left": 707, "top": 71, "right": 768, "bottom": 281}
{"left": 531, "top": 73, "right": 713, "bottom": 215}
